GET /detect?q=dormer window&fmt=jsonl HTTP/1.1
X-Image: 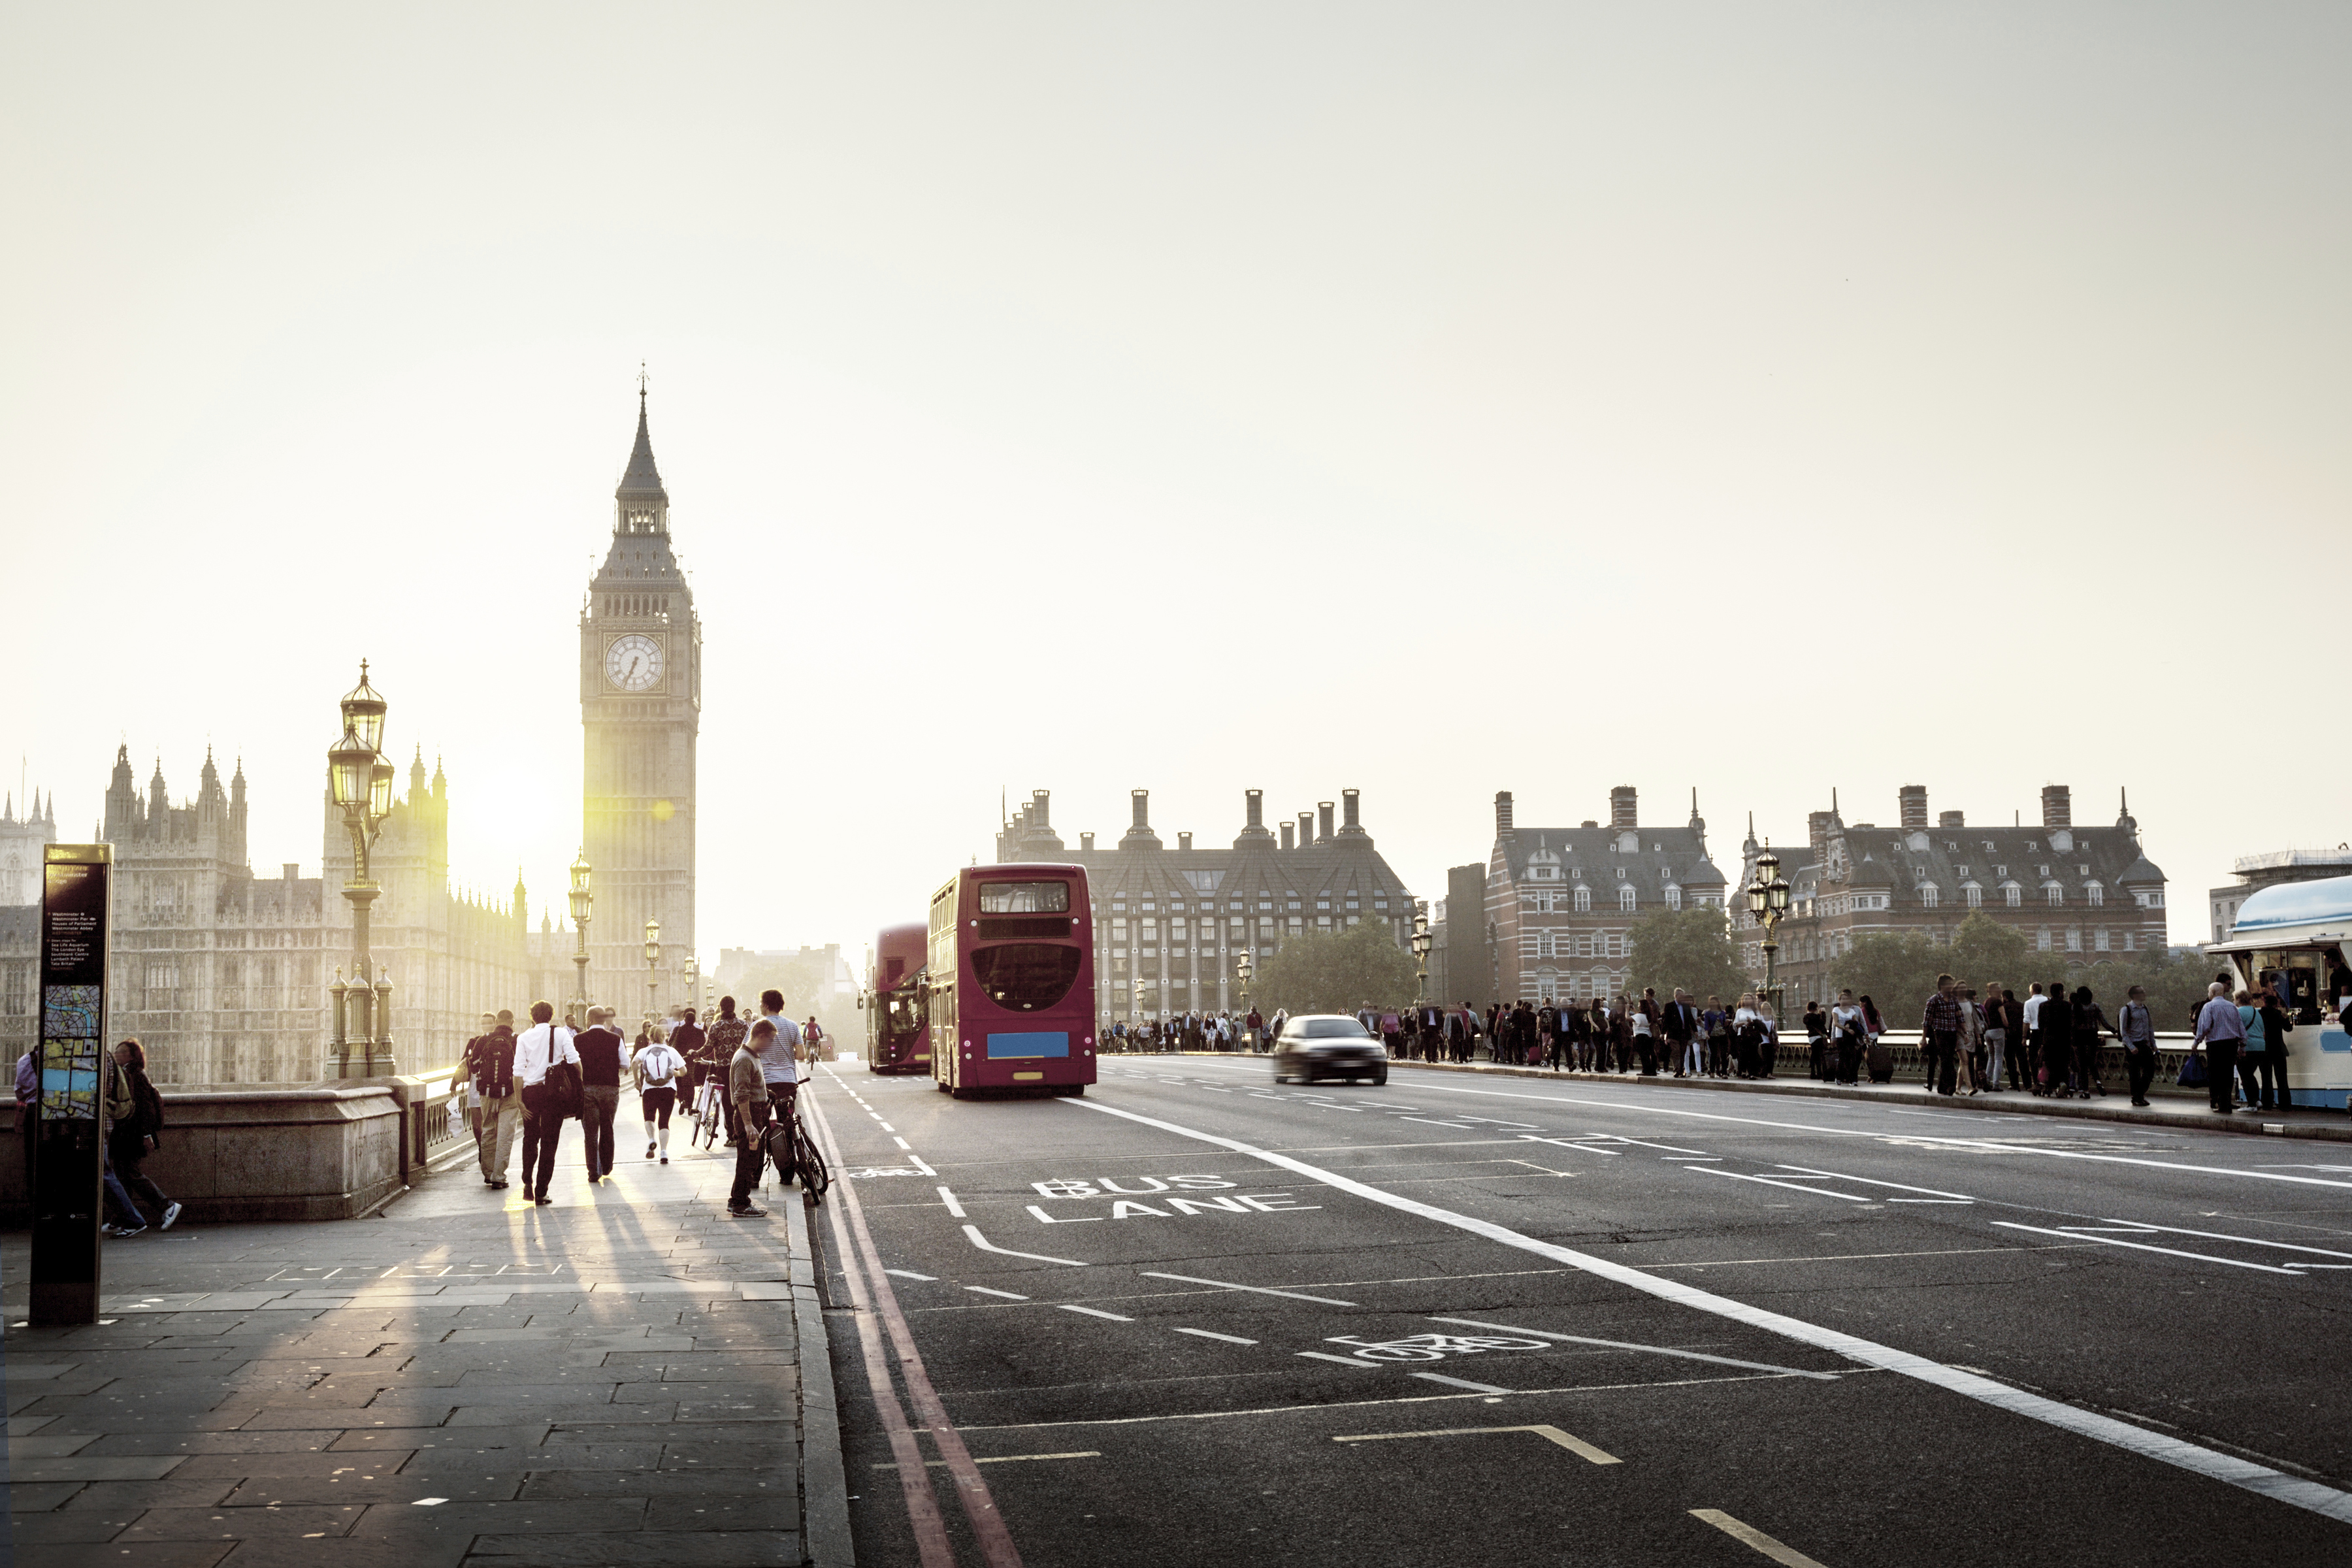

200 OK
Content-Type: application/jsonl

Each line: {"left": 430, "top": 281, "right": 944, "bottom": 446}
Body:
{"left": 1574, "top": 887, "right": 1592, "bottom": 913}
{"left": 1619, "top": 886, "right": 1637, "bottom": 913}
{"left": 2086, "top": 882, "right": 2104, "bottom": 906}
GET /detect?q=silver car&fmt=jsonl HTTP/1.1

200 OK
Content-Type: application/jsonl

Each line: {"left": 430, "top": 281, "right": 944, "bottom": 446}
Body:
{"left": 1271, "top": 1014, "right": 1388, "bottom": 1086}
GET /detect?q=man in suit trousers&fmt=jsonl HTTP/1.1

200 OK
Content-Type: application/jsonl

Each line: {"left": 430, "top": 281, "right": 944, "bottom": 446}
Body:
{"left": 1661, "top": 990, "right": 1700, "bottom": 1077}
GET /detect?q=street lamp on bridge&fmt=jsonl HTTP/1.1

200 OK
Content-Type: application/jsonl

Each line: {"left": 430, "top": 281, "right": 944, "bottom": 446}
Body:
{"left": 567, "top": 849, "right": 593, "bottom": 1024}
{"left": 326, "top": 662, "right": 397, "bottom": 1078}
{"left": 683, "top": 953, "right": 699, "bottom": 1022}
{"left": 1410, "top": 904, "right": 1432, "bottom": 1007}
{"left": 643, "top": 917, "right": 662, "bottom": 1030}
{"left": 1745, "top": 843, "right": 1792, "bottom": 1022}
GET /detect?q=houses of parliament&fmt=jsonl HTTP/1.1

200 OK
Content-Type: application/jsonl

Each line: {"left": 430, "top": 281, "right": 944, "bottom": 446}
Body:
{"left": 0, "top": 394, "right": 703, "bottom": 1085}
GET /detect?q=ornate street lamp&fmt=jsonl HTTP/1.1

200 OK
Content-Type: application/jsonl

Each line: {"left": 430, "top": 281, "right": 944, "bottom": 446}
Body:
{"left": 1746, "top": 843, "right": 1792, "bottom": 1021}
{"left": 1234, "top": 947, "right": 1256, "bottom": 1050}
{"left": 567, "top": 849, "right": 593, "bottom": 1024}
{"left": 644, "top": 917, "right": 662, "bottom": 1027}
{"left": 683, "top": 953, "right": 699, "bottom": 1024}
{"left": 326, "top": 662, "right": 397, "bottom": 1078}
{"left": 1411, "top": 905, "right": 1433, "bottom": 1007}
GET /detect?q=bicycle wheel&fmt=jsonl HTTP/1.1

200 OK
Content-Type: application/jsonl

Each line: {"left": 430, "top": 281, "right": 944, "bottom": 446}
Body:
{"left": 793, "top": 1117, "right": 830, "bottom": 1201}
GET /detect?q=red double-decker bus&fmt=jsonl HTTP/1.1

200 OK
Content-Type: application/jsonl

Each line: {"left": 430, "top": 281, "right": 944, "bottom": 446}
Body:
{"left": 862, "top": 922, "right": 930, "bottom": 1075}
{"left": 927, "top": 864, "right": 1097, "bottom": 1098}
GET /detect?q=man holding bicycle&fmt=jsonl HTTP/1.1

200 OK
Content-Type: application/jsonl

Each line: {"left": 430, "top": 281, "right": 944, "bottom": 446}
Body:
{"left": 728, "top": 1019, "right": 776, "bottom": 1218}
{"left": 755, "top": 988, "right": 805, "bottom": 1188}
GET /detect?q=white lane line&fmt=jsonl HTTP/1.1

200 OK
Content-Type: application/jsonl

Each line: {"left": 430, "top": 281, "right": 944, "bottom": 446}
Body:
{"left": 1520, "top": 1135, "right": 1616, "bottom": 1155}
{"left": 1172, "top": 1328, "right": 1260, "bottom": 1346}
{"left": 1070, "top": 1095, "right": 2352, "bottom": 1526}
{"left": 1988, "top": 1222, "right": 2305, "bottom": 1275}
{"left": 961, "top": 1224, "right": 1087, "bottom": 1268}
{"left": 1058, "top": 1304, "right": 1134, "bottom": 1322}
{"left": 1695, "top": 1169, "right": 1874, "bottom": 1203}
{"left": 1690, "top": 1508, "right": 1831, "bottom": 1568}
{"left": 1774, "top": 1165, "right": 1976, "bottom": 1201}
{"left": 893, "top": 1137, "right": 912, "bottom": 1151}
{"left": 1298, "top": 1350, "right": 1381, "bottom": 1368}
{"left": 2071, "top": 1218, "right": 2352, "bottom": 1262}
{"left": 1397, "top": 1117, "right": 1475, "bottom": 1130}
{"left": 1382, "top": 1077, "right": 2352, "bottom": 1192}
{"left": 966, "top": 1286, "right": 1030, "bottom": 1301}
{"left": 1137, "top": 1271, "right": 1360, "bottom": 1307}
{"left": 1411, "top": 1372, "right": 1513, "bottom": 1394}
{"left": 885, "top": 1269, "right": 938, "bottom": 1281}
{"left": 936, "top": 1186, "right": 967, "bottom": 1218}
{"left": 1426, "top": 1318, "right": 1838, "bottom": 1380}
{"left": 908, "top": 1154, "right": 939, "bottom": 1177}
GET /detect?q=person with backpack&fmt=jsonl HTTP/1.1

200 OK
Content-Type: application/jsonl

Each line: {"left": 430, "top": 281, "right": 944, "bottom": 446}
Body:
{"left": 467, "top": 1010, "right": 519, "bottom": 1189}
{"left": 515, "top": 1001, "right": 580, "bottom": 1205}
{"left": 633, "top": 1024, "right": 685, "bottom": 1164}
{"left": 105, "top": 1039, "right": 180, "bottom": 1235}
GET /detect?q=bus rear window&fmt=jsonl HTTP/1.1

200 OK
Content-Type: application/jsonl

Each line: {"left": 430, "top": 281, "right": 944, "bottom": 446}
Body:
{"left": 979, "top": 881, "right": 1071, "bottom": 915}
{"left": 970, "top": 943, "right": 1083, "bottom": 1011}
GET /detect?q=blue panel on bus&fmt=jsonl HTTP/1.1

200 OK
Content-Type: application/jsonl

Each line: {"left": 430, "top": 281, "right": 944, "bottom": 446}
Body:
{"left": 987, "top": 1031, "right": 1070, "bottom": 1059}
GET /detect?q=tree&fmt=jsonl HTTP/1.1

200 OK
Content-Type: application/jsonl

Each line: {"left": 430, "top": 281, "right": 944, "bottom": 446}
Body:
{"left": 1252, "top": 921, "right": 1418, "bottom": 1015}
{"left": 1629, "top": 907, "right": 1749, "bottom": 1004}
{"left": 1946, "top": 912, "right": 2033, "bottom": 997}
{"left": 1830, "top": 932, "right": 1944, "bottom": 1023}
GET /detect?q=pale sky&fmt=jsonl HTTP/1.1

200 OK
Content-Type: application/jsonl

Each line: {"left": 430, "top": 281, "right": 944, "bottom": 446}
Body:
{"left": 6, "top": 4, "right": 2347, "bottom": 961}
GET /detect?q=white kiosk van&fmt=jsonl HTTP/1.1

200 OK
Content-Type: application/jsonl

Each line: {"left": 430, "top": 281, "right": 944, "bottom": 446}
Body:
{"left": 2206, "top": 873, "right": 2352, "bottom": 1109}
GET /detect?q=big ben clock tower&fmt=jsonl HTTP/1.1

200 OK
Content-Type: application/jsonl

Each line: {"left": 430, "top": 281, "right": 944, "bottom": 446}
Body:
{"left": 581, "top": 385, "right": 700, "bottom": 1018}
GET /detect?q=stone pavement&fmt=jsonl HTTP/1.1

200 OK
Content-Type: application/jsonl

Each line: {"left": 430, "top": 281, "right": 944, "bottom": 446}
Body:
{"left": 0, "top": 1103, "right": 851, "bottom": 1568}
{"left": 1171, "top": 1049, "right": 2352, "bottom": 1142}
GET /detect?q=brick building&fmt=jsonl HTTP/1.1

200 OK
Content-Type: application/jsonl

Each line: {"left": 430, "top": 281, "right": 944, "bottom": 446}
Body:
{"left": 1737, "top": 783, "right": 2168, "bottom": 1004}
{"left": 1475, "top": 786, "right": 1730, "bottom": 1006}
{"left": 994, "top": 787, "right": 1416, "bottom": 1023}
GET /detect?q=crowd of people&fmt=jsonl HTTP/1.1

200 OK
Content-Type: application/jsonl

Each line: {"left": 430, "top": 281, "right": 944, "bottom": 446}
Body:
{"left": 456, "top": 988, "right": 825, "bottom": 1217}
{"left": 1101, "top": 972, "right": 2307, "bottom": 1113}
{"left": 10, "top": 1036, "right": 182, "bottom": 1238}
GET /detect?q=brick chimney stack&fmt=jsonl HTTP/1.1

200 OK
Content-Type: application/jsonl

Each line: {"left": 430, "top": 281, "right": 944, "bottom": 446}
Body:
{"left": 1495, "top": 791, "right": 1515, "bottom": 839}
{"left": 2041, "top": 785, "right": 2072, "bottom": 829}
{"left": 1298, "top": 811, "right": 1315, "bottom": 845}
{"left": 1808, "top": 811, "right": 1833, "bottom": 864}
{"left": 1610, "top": 787, "right": 1637, "bottom": 829}
{"left": 1178, "top": 832, "right": 1192, "bottom": 851}
{"left": 1341, "top": 789, "right": 1364, "bottom": 834}
{"left": 1899, "top": 785, "right": 1928, "bottom": 829}
{"left": 1938, "top": 810, "right": 1965, "bottom": 828}
{"left": 1317, "top": 802, "right": 1335, "bottom": 841}
{"left": 1281, "top": 822, "right": 1295, "bottom": 851}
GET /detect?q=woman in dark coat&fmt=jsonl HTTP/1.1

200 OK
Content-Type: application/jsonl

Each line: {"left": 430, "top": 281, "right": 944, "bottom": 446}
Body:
{"left": 108, "top": 1039, "right": 181, "bottom": 1232}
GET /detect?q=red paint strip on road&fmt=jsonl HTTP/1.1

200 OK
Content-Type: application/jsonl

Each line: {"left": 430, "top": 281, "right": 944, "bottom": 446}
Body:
{"left": 809, "top": 1090, "right": 1028, "bottom": 1568}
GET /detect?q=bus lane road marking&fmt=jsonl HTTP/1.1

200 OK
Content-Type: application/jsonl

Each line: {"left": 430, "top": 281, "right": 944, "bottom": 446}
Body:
{"left": 1068, "top": 1094, "right": 2352, "bottom": 1526}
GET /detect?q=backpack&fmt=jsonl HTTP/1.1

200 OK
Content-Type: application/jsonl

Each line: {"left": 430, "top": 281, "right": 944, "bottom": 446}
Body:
{"left": 134, "top": 1070, "right": 167, "bottom": 1140}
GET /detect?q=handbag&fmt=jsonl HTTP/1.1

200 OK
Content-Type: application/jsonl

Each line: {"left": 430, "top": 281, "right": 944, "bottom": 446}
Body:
{"left": 2177, "top": 1051, "right": 2208, "bottom": 1088}
{"left": 534, "top": 1026, "right": 585, "bottom": 1120}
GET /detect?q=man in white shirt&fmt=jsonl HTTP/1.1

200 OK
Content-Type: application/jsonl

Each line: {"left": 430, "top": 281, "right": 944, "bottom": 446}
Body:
{"left": 514, "top": 1001, "right": 578, "bottom": 1206}
{"left": 755, "top": 988, "right": 805, "bottom": 1184}
{"left": 632, "top": 1028, "right": 686, "bottom": 1165}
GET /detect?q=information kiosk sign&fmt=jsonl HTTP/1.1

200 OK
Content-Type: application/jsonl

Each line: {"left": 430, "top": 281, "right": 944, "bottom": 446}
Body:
{"left": 31, "top": 843, "right": 112, "bottom": 1326}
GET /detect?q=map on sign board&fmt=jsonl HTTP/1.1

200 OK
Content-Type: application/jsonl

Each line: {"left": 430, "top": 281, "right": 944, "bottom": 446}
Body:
{"left": 43, "top": 985, "right": 101, "bottom": 1039}
{"left": 41, "top": 1039, "right": 100, "bottom": 1120}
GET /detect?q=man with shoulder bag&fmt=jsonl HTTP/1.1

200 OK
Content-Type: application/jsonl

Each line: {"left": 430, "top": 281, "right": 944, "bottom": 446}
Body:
{"left": 514, "top": 1002, "right": 581, "bottom": 1205}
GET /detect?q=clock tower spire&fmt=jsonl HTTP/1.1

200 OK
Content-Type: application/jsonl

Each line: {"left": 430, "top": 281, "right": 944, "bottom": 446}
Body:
{"left": 581, "top": 379, "right": 700, "bottom": 1018}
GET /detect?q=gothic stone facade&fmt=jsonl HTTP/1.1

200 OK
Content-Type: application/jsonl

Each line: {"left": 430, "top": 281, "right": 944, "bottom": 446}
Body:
{"left": 1737, "top": 783, "right": 2169, "bottom": 1005}
{"left": 995, "top": 788, "right": 1416, "bottom": 1022}
{"left": 1482, "top": 787, "right": 1731, "bottom": 1006}
{"left": 581, "top": 393, "right": 701, "bottom": 1013}
{"left": 52, "top": 745, "right": 570, "bottom": 1087}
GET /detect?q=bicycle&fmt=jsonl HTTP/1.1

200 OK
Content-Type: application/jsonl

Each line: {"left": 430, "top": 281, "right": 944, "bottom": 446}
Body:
{"left": 753, "top": 1104, "right": 830, "bottom": 1203}
{"left": 689, "top": 1075, "right": 725, "bottom": 1150}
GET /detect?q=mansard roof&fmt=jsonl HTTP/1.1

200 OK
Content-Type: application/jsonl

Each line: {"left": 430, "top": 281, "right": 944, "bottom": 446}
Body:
{"left": 1497, "top": 823, "right": 1726, "bottom": 898}
{"left": 1788, "top": 817, "right": 2163, "bottom": 901}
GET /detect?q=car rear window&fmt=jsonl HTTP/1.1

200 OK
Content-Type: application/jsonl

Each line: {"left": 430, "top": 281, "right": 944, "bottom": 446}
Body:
{"left": 1303, "top": 1018, "right": 1369, "bottom": 1039}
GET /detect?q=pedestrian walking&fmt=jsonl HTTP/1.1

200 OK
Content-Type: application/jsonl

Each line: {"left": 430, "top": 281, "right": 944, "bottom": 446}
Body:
{"left": 755, "top": 989, "right": 805, "bottom": 1187}
{"left": 1999, "top": 988, "right": 2026, "bottom": 1090}
{"left": 728, "top": 1019, "right": 776, "bottom": 1217}
{"left": 2038, "top": 977, "right": 2074, "bottom": 1096}
{"left": 672, "top": 1005, "right": 707, "bottom": 1088}
{"left": 467, "top": 1010, "right": 519, "bottom": 1188}
{"left": 2191, "top": 982, "right": 2246, "bottom": 1113}
{"left": 2115, "top": 985, "right": 2159, "bottom": 1106}
{"left": 704, "top": 996, "right": 747, "bottom": 1143}
{"left": 634, "top": 1026, "right": 685, "bottom": 1163}
{"left": 515, "top": 1002, "right": 581, "bottom": 1205}
{"left": 1701, "top": 996, "right": 1730, "bottom": 1078}
{"left": 1664, "top": 990, "right": 1701, "bottom": 1077}
{"left": 2071, "top": 986, "right": 2110, "bottom": 1098}
{"left": 575, "top": 1007, "right": 627, "bottom": 1180}
{"left": 103, "top": 1039, "right": 181, "bottom": 1235}
{"left": 1803, "top": 1000, "right": 1829, "bottom": 1081}
{"left": 1830, "top": 989, "right": 1866, "bottom": 1086}
{"left": 1920, "top": 974, "right": 1964, "bottom": 1096}
{"left": 1978, "top": 984, "right": 2007, "bottom": 1092}
{"left": 2258, "top": 981, "right": 2295, "bottom": 1109}
{"left": 1955, "top": 985, "right": 1984, "bottom": 1095}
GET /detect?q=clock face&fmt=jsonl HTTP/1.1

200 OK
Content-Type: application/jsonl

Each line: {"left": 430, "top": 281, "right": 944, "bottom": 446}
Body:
{"left": 604, "top": 634, "right": 664, "bottom": 693}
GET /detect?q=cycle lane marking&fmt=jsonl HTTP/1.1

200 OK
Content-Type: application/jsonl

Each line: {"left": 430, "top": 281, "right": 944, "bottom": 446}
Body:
{"left": 1409, "top": 1373, "right": 1514, "bottom": 1395}
{"left": 1070, "top": 1094, "right": 2352, "bottom": 1526}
